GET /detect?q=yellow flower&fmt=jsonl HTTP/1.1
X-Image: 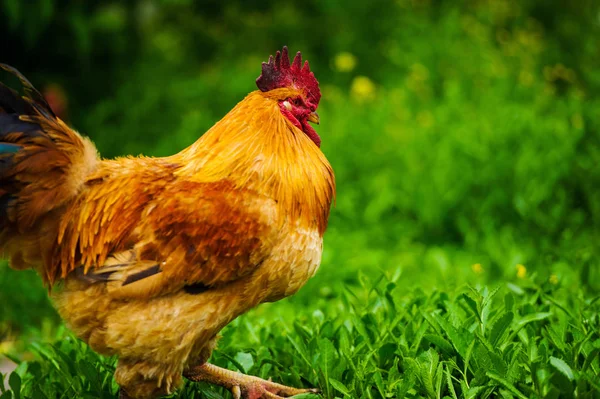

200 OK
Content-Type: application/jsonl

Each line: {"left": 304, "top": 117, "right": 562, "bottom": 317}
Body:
{"left": 409, "top": 63, "right": 430, "bottom": 82}
{"left": 543, "top": 64, "right": 576, "bottom": 83}
{"left": 549, "top": 274, "right": 559, "bottom": 285}
{"left": 471, "top": 263, "right": 483, "bottom": 274}
{"left": 334, "top": 52, "right": 357, "bottom": 72}
{"left": 518, "top": 70, "right": 534, "bottom": 87}
{"left": 0, "top": 338, "right": 16, "bottom": 355}
{"left": 417, "top": 110, "right": 434, "bottom": 128}
{"left": 516, "top": 264, "right": 527, "bottom": 279}
{"left": 351, "top": 76, "right": 376, "bottom": 101}
{"left": 571, "top": 113, "right": 584, "bottom": 130}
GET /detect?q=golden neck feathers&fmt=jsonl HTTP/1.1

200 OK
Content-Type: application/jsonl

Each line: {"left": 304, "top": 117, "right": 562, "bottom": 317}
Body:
{"left": 175, "top": 89, "right": 335, "bottom": 234}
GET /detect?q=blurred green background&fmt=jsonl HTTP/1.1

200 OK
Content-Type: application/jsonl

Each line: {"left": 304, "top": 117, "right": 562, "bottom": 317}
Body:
{"left": 1, "top": 0, "right": 600, "bottom": 345}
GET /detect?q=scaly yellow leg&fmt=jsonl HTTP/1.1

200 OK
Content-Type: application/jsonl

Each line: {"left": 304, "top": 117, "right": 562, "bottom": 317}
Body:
{"left": 184, "top": 363, "right": 319, "bottom": 399}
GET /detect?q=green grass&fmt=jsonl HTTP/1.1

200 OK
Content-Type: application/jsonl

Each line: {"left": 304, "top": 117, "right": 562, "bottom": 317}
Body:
{"left": 2, "top": 271, "right": 599, "bottom": 398}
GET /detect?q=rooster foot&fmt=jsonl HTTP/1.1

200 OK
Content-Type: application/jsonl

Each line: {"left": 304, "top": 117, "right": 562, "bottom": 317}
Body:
{"left": 184, "top": 363, "right": 319, "bottom": 399}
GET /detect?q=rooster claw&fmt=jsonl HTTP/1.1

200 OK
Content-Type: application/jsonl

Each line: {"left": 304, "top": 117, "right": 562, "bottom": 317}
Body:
{"left": 231, "top": 382, "right": 319, "bottom": 399}
{"left": 184, "top": 363, "right": 319, "bottom": 399}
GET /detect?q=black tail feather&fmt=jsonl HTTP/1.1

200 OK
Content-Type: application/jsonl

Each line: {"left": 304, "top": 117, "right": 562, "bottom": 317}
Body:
{"left": 0, "top": 82, "right": 33, "bottom": 115}
{"left": 0, "top": 64, "right": 55, "bottom": 119}
{"left": 0, "top": 114, "right": 41, "bottom": 139}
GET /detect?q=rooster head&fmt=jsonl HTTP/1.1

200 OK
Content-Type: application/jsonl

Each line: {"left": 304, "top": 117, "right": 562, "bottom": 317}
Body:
{"left": 256, "top": 46, "right": 322, "bottom": 147}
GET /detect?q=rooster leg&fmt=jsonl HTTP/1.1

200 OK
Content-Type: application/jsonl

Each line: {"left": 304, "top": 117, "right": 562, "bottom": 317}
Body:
{"left": 184, "top": 363, "right": 319, "bottom": 399}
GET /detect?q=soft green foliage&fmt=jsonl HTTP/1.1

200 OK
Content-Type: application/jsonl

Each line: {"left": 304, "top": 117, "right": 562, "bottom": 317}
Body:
{"left": 2, "top": 275, "right": 600, "bottom": 398}
{"left": 2, "top": 0, "right": 600, "bottom": 397}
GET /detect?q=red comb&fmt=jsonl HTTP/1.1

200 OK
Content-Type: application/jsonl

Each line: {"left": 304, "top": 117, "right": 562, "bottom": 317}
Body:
{"left": 256, "top": 46, "right": 321, "bottom": 106}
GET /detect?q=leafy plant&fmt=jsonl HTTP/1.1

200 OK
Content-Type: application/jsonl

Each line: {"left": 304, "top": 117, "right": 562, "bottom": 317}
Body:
{"left": 2, "top": 274, "right": 599, "bottom": 398}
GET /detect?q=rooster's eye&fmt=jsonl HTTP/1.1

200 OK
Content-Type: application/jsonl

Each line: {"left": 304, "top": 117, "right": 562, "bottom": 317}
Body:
{"left": 283, "top": 101, "right": 292, "bottom": 111}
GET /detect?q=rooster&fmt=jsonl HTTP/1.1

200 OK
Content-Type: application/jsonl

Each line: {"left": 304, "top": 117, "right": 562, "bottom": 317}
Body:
{"left": 0, "top": 47, "right": 335, "bottom": 399}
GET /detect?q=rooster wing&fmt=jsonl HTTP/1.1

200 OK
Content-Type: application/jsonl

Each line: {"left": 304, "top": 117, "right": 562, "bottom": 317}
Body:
{"left": 73, "top": 179, "right": 279, "bottom": 299}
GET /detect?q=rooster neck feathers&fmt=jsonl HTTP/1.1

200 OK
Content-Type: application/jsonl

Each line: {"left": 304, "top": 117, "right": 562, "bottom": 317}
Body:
{"left": 176, "top": 89, "right": 335, "bottom": 235}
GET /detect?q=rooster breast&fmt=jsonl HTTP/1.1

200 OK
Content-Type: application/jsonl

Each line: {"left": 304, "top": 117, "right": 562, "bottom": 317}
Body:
{"left": 252, "top": 223, "right": 323, "bottom": 303}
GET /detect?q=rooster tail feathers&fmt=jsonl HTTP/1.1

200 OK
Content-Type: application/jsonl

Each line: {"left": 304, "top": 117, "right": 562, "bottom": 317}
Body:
{"left": 0, "top": 63, "right": 56, "bottom": 118}
{"left": 0, "top": 64, "right": 99, "bottom": 238}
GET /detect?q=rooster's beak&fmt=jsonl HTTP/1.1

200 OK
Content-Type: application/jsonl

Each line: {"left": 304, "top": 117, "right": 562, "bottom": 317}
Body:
{"left": 307, "top": 111, "right": 320, "bottom": 125}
